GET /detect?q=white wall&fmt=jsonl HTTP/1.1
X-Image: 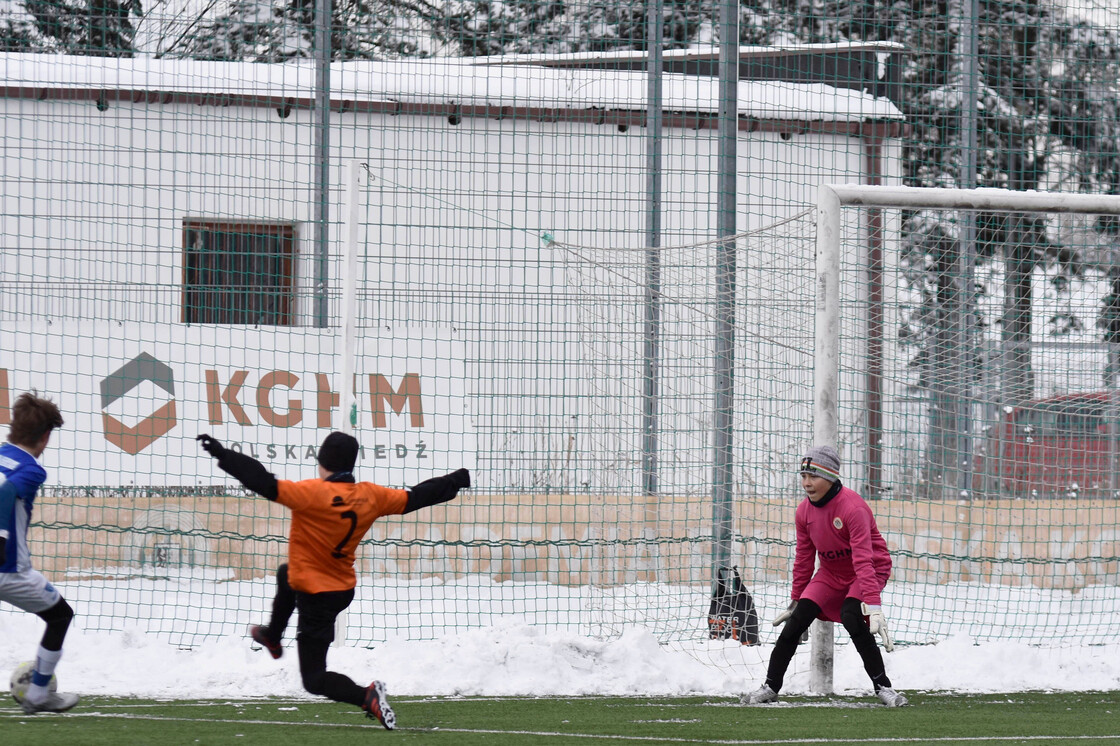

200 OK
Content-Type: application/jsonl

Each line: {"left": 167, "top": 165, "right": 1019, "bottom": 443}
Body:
{"left": 0, "top": 91, "right": 900, "bottom": 494}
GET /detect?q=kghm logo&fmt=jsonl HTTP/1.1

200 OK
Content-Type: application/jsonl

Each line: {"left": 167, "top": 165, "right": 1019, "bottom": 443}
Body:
{"left": 101, "top": 353, "right": 177, "bottom": 454}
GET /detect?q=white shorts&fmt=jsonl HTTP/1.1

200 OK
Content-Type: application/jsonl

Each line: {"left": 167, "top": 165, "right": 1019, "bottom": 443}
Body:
{"left": 0, "top": 569, "right": 62, "bottom": 613}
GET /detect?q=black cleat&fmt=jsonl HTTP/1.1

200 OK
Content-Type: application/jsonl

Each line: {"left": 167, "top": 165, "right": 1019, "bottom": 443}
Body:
{"left": 363, "top": 680, "right": 396, "bottom": 730}
{"left": 249, "top": 625, "right": 283, "bottom": 659}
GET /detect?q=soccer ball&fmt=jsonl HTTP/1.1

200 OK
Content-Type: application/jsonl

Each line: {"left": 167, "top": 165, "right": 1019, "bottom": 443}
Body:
{"left": 9, "top": 662, "right": 56, "bottom": 703}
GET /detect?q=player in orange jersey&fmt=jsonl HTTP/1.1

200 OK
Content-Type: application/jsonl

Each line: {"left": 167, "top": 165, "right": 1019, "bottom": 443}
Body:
{"left": 197, "top": 431, "right": 470, "bottom": 729}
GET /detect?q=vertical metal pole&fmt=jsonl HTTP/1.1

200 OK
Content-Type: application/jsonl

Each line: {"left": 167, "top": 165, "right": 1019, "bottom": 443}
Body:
{"left": 644, "top": 0, "right": 663, "bottom": 501}
{"left": 960, "top": 0, "right": 979, "bottom": 237}
{"left": 317, "top": 0, "right": 335, "bottom": 641}
{"left": 1001, "top": 144, "right": 1035, "bottom": 492}
{"left": 1112, "top": 342, "right": 1120, "bottom": 495}
{"left": 710, "top": 0, "right": 738, "bottom": 581}
{"left": 642, "top": 0, "right": 664, "bottom": 572}
{"left": 313, "top": 0, "right": 332, "bottom": 329}
{"left": 864, "top": 136, "right": 885, "bottom": 498}
{"left": 957, "top": 0, "right": 980, "bottom": 495}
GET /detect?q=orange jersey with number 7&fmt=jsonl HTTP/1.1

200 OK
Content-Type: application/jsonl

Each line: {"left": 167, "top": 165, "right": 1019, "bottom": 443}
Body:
{"left": 276, "top": 479, "right": 409, "bottom": 593}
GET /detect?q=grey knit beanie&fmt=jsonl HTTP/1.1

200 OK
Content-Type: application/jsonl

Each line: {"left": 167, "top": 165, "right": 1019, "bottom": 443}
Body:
{"left": 800, "top": 445, "right": 841, "bottom": 482}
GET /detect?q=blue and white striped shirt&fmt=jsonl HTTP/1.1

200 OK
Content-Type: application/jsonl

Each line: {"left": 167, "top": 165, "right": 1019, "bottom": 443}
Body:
{"left": 0, "top": 442, "right": 48, "bottom": 573}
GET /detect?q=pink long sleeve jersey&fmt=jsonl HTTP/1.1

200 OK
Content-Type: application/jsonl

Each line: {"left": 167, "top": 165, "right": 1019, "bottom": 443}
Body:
{"left": 791, "top": 485, "right": 892, "bottom": 609}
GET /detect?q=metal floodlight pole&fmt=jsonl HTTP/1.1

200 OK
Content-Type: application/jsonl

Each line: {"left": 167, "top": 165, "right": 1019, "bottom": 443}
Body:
{"left": 643, "top": 0, "right": 665, "bottom": 576}
{"left": 312, "top": 0, "right": 332, "bottom": 329}
{"left": 644, "top": 0, "right": 664, "bottom": 501}
{"left": 956, "top": 0, "right": 981, "bottom": 497}
{"left": 710, "top": 0, "right": 739, "bottom": 589}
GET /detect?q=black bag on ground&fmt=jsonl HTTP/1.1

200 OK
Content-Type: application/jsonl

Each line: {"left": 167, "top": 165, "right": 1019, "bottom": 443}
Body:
{"left": 707, "top": 566, "right": 760, "bottom": 645}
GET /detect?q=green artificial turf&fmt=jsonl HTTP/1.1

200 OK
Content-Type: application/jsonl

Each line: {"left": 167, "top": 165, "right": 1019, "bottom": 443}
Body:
{"left": 1, "top": 691, "right": 1118, "bottom": 745}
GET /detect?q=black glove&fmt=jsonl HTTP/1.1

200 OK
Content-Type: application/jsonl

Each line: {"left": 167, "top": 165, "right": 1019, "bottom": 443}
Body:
{"left": 196, "top": 434, "right": 226, "bottom": 458}
{"left": 0, "top": 534, "right": 6, "bottom": 557}
{"left": 404, "top": 469, "right": 470, "bottom": 514}
{"left": 448, "top": 468, "right": 471, "bottom": 489}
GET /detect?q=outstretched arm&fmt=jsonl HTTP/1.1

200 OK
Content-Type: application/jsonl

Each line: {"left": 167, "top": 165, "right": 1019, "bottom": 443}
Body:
{"left": 404, "top": 468, "right": 470, "bottom": 514}
{"left": 197, "top": 435, "right": 279, "bottom": 500}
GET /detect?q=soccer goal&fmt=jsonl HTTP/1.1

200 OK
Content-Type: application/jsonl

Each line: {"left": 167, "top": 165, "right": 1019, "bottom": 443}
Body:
{"left": 537, "top": 182, "right": 1120, "bottom": 685}
{"left": 811, "top": 184, "right": 1120, "bottom": 692}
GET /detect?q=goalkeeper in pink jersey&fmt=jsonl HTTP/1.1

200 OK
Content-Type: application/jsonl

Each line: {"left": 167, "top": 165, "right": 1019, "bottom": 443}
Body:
{"left": 742, "top": 445, "right": 908, "bottom": 707}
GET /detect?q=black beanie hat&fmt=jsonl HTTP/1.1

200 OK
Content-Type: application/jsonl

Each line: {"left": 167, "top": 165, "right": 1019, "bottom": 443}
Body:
{"left": 318, "top": 431, "right": 359, "bottom": 474}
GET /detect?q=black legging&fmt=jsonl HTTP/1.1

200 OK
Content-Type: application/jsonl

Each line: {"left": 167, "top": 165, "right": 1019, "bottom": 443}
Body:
{"left": 35, "top": 598, "right": 74, "bottom": 652}
{"left": 265, "top": 564, "right": 368, "bottom": 706}
{"left": 764, "top": 597, "right": 891, "bottom": 693}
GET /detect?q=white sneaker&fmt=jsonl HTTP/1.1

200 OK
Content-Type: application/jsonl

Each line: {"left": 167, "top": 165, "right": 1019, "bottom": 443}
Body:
{"left": 877, "top": 687, "right": 908, "bottom": 707}
{"left": 19, "top": 691, "right": 80, "bottom": 714}
{"left": 740, "top": 684, "right": 778, "bottom": 704}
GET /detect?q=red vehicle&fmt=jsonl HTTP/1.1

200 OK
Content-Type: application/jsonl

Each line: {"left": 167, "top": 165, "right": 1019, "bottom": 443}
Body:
{"left": 975, "top": 391, "right": 1120, "bottom": 497}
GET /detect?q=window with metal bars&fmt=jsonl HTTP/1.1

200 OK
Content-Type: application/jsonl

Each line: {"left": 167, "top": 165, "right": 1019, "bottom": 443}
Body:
{"left": 182, "top": 221, "right": 296, "bottom": 326}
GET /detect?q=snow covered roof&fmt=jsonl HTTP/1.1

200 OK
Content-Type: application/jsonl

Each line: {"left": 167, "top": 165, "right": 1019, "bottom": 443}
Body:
{"left": 472, "top": 41, "right": 908, "bottom": 68}
{"left": 0, "top": 51, "right": 905, "bottom": 126}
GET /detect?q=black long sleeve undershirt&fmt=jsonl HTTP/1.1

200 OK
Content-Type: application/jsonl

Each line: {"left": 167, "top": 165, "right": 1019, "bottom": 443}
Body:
{"left": 404, "top": 468, "right": 470, "bottom": 514}
{"left": 215, "top": 449, "right": 279, "bottom": 500}
{"left": 214, "top": 447, "right": 469, "bottom": 513}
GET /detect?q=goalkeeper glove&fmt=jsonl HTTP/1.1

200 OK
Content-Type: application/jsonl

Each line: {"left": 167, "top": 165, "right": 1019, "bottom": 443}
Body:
{"left": 196, "top": 434, "right": 226, "bottom": 459}
{"left": 861, "top": 602, "right": 894, "bottom": 652}
{"left": 772, "top": 601, "right": 809, "bottom": 643}
{"left": 772, "top": 601, "right": 797, "bottom": 627}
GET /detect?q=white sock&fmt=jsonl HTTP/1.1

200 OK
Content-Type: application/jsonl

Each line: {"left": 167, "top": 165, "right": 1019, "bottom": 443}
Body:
{"left": 24, "top": 647, "right": 62, "bottom": 704}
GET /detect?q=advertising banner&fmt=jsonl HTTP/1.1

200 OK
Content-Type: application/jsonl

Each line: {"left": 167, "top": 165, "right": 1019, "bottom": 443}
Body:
{"left": 0, "top": 324, "right": 474, "bottom": 489}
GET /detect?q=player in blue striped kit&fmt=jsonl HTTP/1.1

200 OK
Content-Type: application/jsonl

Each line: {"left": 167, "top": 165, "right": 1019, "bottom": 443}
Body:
{"left": 0, "top": 391, "right": 80, "bottom": 714}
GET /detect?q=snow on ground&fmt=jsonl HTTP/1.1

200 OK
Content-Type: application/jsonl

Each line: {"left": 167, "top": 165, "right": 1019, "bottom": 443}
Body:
{"left": 2, "top": 575, "right": 1118, "bottom": 700}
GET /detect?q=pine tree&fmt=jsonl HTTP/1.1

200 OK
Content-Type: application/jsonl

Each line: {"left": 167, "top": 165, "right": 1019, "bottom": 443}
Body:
{"left": 19, "top": 0, "right": 142, "bottom": 55}
{"left": 555, "top": 0, "right": 701, "bottom": 53}
{"left": 723, "top": 0, "right": 1120, "bottom": 493}
{"left": 0, "top": 1, "right": 41, "bottom": 51}
{"left": 172, "top": 0, "right": 439, "bottom": 61}
{"left": 434, "top": 0, "right": 567, "bottom": 55}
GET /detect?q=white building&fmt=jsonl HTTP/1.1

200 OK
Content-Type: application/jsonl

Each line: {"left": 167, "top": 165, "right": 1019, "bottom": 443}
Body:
{"left": 0, "top": 47, "right": 904, "bottom": 494}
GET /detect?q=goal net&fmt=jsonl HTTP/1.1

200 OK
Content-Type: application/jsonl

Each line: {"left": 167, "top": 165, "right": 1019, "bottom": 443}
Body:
{"left": 555, "top": 211, "right": 817, "bottom": 650}
{"left": 814, "top": 186, "right": 1120, "bottom": 657}
{"left": 8, "top": 139, "right": 1120, "bottom": 667}
{"left": 560, "top": 185, "right": 1120, "bottom": 675}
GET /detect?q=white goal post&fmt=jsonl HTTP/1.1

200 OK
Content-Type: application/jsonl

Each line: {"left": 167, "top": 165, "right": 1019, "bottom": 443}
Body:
{"left": 333, "top": 160, "right": 367, "bottom": 646}
{"left": 811, "top": 184, "right": 1120, "bottom": 693}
